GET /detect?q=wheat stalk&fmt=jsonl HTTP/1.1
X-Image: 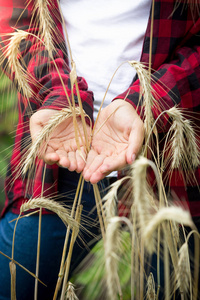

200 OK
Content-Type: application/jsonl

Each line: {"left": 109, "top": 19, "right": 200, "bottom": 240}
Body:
{"left": 0, "top": 251, "right": 46, "bottom": 286}
{"left": 60, "top": 206, "right": 83, "bottom": 300}
{"left": 163, "top": 239, "right": 170, "bottom": 300}
{"left": 9, "top": 261, "right": 17, "bottom": 300}
{"left": 174, "top": 0, "right": 200, "bottom": 15}
{"left": 53, "top": 176, "right": 84, "bottom": 300}
{"left": 20, "top": 198, "right": 78, "bottom": 229}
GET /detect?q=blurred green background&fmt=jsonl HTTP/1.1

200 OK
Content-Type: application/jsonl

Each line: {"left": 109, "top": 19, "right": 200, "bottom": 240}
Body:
{"left": 0, "top": 70, "right": 18, "bottom": 212}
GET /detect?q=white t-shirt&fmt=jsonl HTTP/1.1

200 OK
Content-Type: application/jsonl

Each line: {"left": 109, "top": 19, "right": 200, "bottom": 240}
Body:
{"left": 60, "top": 0, "right": 151, "bottom": 120}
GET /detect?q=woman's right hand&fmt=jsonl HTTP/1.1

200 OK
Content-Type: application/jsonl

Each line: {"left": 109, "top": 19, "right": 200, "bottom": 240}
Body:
{"left": 30, "top": 109, "right": 91, "bottom": 173}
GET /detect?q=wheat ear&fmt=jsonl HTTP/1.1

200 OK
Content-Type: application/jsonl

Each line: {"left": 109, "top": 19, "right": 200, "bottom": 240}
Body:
{"left": 6, "top": 30, "right": 32, "bottom": 98}
{"left": 32, "top": 0, "right": 55, "bottom": 55}
{"left": 20, "top": 198, "right": 78, "bottom": 229}
{"left": 128, "top": 60, "right": 155, "bottom": 137}
{"left": 143, "top": 206, "right": 193, "bottom": 254}
{"left": 103, "top": 177, "right": 131, "bottom": 220}
{"left": 176, "top": 242, "right": 191, "bottom": 296}
{"left": 65, "top": 282, "right": 79, "bottom": 300}
{"left": 167, "top": 107, "right": 199, "bottom": 170}
{"left": 105, "top": 217, "right": 123, "bottom": 300}
{"left": 146, "top": 272, "right": 156, "bottom": 300}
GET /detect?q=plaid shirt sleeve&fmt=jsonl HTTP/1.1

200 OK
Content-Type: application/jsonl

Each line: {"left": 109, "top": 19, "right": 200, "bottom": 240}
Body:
{"left": 115, "top": 1, "right": 200, "bottom": 217}
{"left": 0, "top": 0, "right": 94, "bottom": 216}
{"left": 0, "top": 0, "right": 94, "bottom": 122}
{"left": 115, "top": 0, "right": 200, "bottom": 133}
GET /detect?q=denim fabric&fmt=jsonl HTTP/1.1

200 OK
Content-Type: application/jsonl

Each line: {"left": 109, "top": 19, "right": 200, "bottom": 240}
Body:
{"left": 0, "top": 169, "right": 111, "bottom": 300}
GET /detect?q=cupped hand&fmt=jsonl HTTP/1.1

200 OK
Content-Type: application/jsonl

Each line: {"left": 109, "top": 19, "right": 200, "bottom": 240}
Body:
{"left": 30, "top": 109, "right": 91, "bottom": 173}
{"left": 82, "top": 100, "right": 144, "bottom": 183}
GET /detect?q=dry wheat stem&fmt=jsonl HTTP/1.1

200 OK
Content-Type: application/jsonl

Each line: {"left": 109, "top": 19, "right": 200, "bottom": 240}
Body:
{"left": 22, "top": 107, "right": 84, "bottom": 175}
{"left": 11, "top": 213, "right": 21, "bottom": 261}
{"left": 74, "top": 70, "right": 91, "bottom": 152}
{"left": 20, "top": 198, "right": 78, "bottom": 229}
{"left": 9, "top": 261, "right": 17, "bottom": 300}
{"left": 0, "top": 251, "right": 46, "bottom": 286}
{"left": 149, "top": 0, "right": 155, "bottom": 77}
{"left": 34, "top": 164, "right": 46, "bottom": 300}
{"left": 60, "top": 205, "right": 83, "bottom": 300}
{"left": 156, "top": 226, "right": 161, "bottom": 295}
{"left": 69, "top": 63, "right": 83, "bottom": 153}
{"left": 164, "top": 240, "right": 170, "bottom": 300}
{"left": 174, "top": 0, "right": 200, "bottom": 16}
{"left": 34, "top": 207, "right": 42, "bottom": 300}
{"left": 93, "top": 61, "right": 127, "bottom": 133}
{"left": 105, "top": 217, "right": 123, "bottom": 300}
{"left": 53, "top": 176, "right": 84, "bottom": 300}
{"left": 143, "top": 206, "right": 193, "bottom": 254}
{"left": 9, "top": 210, "right": 40, "bottom": 223}
{"left": 93, "top": 184, "right": 106, "bottom": 240}
{"left": 60, "top": 180, "right": 85, "bottom": 300}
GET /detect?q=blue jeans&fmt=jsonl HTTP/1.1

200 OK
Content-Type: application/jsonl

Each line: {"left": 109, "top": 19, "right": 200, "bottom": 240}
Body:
{"left": 0, "top": 169, "right": 110, "bottom": 300}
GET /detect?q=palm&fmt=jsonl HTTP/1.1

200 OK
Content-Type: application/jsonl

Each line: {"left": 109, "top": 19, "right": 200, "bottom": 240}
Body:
{"left": 30, "top": 109, "right": 90, "bottom": 173}
{"left": 83, "top": 100, "right": 144, "bottom": 183}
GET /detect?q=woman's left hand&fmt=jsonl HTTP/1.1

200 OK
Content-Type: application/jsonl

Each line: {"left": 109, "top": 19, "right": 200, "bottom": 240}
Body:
{"left": 82, "top": 100, "right": 145, "bottom": 183}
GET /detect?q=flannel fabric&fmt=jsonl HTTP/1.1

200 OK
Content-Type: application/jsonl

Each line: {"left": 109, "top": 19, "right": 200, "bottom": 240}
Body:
{"left": 0, "top": 0, "right": 199, "bottom": 217}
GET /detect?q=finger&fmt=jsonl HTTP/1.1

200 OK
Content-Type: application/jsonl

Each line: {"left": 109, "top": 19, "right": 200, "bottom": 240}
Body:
{"left": 87, "top": 153, "right": 126, "bottom": 184}
{"left": 40, "top": 145, "right": 60, "bottom": 165}
{"left": 43, "top": 152, "right": 60, "bottom": 165}
{"left": 83, "top": 150, "right": 106, "bottom": 182}
{"left": 56, "top": 150, "right": 71, "bottom": 168}
{"left": 75, "top": 148, "right": 87, "bottom": 173}
{"left": 30, "top": 109, "right": 58, "bottom": 141}
{"left": 99, "top": 153, "right": 126, "bottom": 174}
{"left": 126, "top": 120, "right": 144, "bottom": 164}
{"left": 67, "top": 151, "right": 77, "bottom": 172}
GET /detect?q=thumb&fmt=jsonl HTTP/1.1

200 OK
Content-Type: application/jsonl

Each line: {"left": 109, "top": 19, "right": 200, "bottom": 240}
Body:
{"left": 126, "top": 118, "right": 144, "bottom": 164}
{"left": 29, "top": 109, "right": 58, "bottom": 142}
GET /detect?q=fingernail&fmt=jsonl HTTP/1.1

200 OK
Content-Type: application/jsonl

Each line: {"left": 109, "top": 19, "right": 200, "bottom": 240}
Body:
{"left": 131, "top": 154, "right": 136, "bottom": 162}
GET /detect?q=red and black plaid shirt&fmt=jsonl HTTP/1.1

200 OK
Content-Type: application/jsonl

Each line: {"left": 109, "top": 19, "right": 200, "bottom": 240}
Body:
{"left": 0, "top": 0, "right": 200, "bottom": 217}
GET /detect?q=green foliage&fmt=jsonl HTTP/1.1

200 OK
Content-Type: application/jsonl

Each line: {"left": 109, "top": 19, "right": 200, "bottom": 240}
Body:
{"left": 72, "top": 231, "right": 132, "bottom": 300}
{"left": 0, "top": 70, "right": 17, "bottom": 209}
